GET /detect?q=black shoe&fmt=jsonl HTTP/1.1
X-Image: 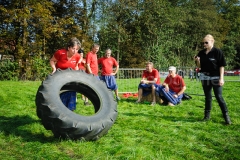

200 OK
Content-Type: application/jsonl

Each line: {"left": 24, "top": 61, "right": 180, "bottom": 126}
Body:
{"left": 116, "top": 96, "right": 121, "bottom": 102}
{"left": 84, "top": 101, "right": 90, "bottom": 106}
{"left": 202, "top": 110, "right": 211, "bottom": 121}
{"left": 223, "top": 113, "right": 231, "bottom": 125}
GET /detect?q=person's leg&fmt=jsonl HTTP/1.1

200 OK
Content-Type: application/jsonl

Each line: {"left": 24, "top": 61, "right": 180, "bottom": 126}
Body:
{"left": 104, "top": 75, "right": 120, "bottom": 101}
{"left": 60, "top": 92, "right": 69, "bottom": 107}
{"left": 115, "top": 89, "right": 121, "bottom": 101}
{"left": 84, "top": 97, "right": 90, "bottom": 106}
{"left": 136, "top": 88, "right": 143, "bottom": 102}
{"left": 159, "top": 87, "right": 179, "bottom": 105}
{"left": 212, "top": 80, "right": 231, "bottom": 124}
{"left": 201, "top": 80, "right": 213, "bottom": 120}
{"left": 60, "top": 91, "right": 76, "bottom": 111}
{"left": 136, "top": 84, "right": 152, "bottom": 103}
{"left": 151, "top": 85, "right": 156, "bottom": 103}
{"left": 68, "top": 91, "right": 77, "bottom": 111}
{"left": 82, "top": 94, "right": 85, "bottom": 100}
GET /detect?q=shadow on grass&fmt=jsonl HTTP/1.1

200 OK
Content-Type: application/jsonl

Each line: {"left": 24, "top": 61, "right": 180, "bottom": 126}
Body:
{"left": 120, "top": 98, "right": 202, "bottom": 123}
{"left": 122, "top": 112, "right": 199, "bottom": 123}
{"left": 0, "top": 115, "right": 56, "bottom": 143}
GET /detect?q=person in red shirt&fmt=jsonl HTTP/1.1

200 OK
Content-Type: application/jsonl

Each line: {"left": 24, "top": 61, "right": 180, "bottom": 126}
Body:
{"left": 84, "top": 44, "right": 100, "bottom": 106}
{"left": 77, "top": 49, "right": 90, "bottom": 105}
{"left": 136, "top": 62, "right": 161, "bottom": 106}
{"left": 78, "top": 49, "right": 86, "bottom": 71}
{"left": 86, "top": 44, "right": 100, "bottom": 79}
{"left": 157, "top": 66, "right": 186, "bottom": 106}
{"left": 98, "top": 49, "right": 120, "bottom": 101}
{"left": 49, "top": 37, "right": 81, "bottom": 111}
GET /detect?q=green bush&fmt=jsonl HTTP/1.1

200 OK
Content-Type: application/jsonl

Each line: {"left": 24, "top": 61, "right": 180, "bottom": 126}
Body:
{"left": 0, "top": 60, "right": 19, "bottom": 81}
{"left": 30, "top": 56, "right": 51, "bottom": 81}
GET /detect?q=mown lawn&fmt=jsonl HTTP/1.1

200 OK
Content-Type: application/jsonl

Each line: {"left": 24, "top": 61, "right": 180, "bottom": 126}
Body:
{"left": 0, "top": 79, "right": 240, "bottom": 160}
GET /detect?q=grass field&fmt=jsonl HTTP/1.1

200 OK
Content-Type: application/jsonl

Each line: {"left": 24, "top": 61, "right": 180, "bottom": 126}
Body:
{"left": 0, "top": 78, "right": 240, "bottom": 160}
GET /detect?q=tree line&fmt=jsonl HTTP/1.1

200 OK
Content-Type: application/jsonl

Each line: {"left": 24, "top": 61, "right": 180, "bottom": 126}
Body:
{"left": 0, "top": 0, "right": 240, "bottom": 80}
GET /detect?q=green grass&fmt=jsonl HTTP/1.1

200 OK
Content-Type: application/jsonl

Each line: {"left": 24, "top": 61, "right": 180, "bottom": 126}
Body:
{"left": 0, "top": 79, "right": 240, "bottom": 160}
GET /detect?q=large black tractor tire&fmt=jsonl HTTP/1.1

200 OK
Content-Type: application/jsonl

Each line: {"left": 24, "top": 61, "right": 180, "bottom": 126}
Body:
{"left": 35, "top": 68, "right": 118, "bottom": 141}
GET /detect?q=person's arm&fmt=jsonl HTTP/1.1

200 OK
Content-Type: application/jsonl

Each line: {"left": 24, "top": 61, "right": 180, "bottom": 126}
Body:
{"left": 141, "top": 70, "right": 158, "bottom": 84}
{"left": 75, "top": 57, "right": 83, "bottom": 70}
{"left": 194, "top": 55, "right": 200, "bottom": 68}
{"left": 176, "top": 86, "right": 186, "bottom": 97}
{"left": 86, "top": 64, "right": 92, "bottom": 74}
{"left": 86, "top": 53, "right": 93, "bottom": 74}
{"left": 162, "top": 82, "right": 169, "bottom": 92}
{"left": 174, "top": 77, "right": 187, "bottom": 98}
{"left": 219, "top": 66, "right": 225, "bottom": 86}
{"left": 142, "top": 78, "right": 157, "bottom": 84}
{"left": 50, "top": 56, "right": 57, "bottom": 74}
{"left": 112, "top": 65, "right": 119, "bottom": 75}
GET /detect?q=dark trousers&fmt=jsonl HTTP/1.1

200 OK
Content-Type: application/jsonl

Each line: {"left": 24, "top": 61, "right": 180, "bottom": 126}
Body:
{"left": 201, "top": 79, "right": 228, "bottom": 113}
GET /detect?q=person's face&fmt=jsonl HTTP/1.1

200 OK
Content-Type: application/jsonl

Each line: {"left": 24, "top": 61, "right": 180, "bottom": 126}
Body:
{"left": 68, "top": 45, "right": 79, "bottom": 55}
{"left": 92, "top": 46, "right": 100, "bottom": 54}
{"left": 80, "top": 53, "right": 83, "bottom": 57}
{"left": 169, "top": 69, "right": 176, "bottom": 76}
{"left": 105, "top": 51, "right": 111, "bottom": 58}
{"left": 146, "top": 64, "right": 153, "bottom": 72}
{"left": 203, "top": 38, "right": 214, "bottom": 49}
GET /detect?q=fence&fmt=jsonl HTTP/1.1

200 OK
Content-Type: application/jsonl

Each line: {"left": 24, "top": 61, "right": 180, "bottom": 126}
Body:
{"left": 116, "top": 68, "right": 240, "bottom": 96}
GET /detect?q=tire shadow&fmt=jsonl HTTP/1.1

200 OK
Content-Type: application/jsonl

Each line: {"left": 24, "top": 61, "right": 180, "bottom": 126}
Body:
{"left": 0, "top": 115, "right": 56, "bottom": 143}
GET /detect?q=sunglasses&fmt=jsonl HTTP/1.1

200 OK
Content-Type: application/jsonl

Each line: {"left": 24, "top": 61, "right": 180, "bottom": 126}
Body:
{"left": 203, "top": 42, "right": 208, "bottom": 44}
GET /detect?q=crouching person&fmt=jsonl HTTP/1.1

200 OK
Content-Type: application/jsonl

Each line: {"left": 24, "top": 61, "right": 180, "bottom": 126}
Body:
{"left": 157, "top": 66, "right": 186, "bottom": 106}
{"left": 136, "top": 62, "right": 161, "bottom": 106}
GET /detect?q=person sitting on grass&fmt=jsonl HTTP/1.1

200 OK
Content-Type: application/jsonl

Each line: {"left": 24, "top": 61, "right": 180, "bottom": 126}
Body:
{"left": 135, "top": 62, "right": 161, "bottom": 106}
{"left": 157, "top": 66, "right": 186, "bottom": 106}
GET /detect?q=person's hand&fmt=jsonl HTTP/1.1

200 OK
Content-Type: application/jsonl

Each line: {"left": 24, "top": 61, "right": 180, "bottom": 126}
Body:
{"left": 219, "top": 78, "right": 224, "bottom": 86}
{"left": 194, "top": 56, "right": 200, "bottom": 61}
{"left": 164, "top": 85, "right": 169, "bottom": 92}
{"left": 173, "top": 94, "right": 178, "bottom": 98}
{"left": 111, "top": 72, "right": 116, "bottom": 76}
{"left": 51, "top": 68, "right": 56, "bottom": 75}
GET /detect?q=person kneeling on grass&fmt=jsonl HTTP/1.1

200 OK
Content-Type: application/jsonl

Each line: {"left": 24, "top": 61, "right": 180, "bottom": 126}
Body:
{"left": 157, "top": 66, "right": 186, "bottom": 106}
{"left": 136, "top": 62, "right": 161, "bottom": 106}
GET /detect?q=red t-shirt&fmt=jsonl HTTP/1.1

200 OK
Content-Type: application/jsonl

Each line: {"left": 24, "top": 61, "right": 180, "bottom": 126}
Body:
{"left": 142, "top": 69, "right": 160, "bottom": 84}
{"left": 86, "top": 51, "right": 98, "bottom": 75}
{"left": 164, "top": 74, "right": 186, "bottom": 93}
{"left": 54, "top": 49, "right": 80, "bottom": 70}
{"left": 98, "top": 57, "right": 118, "bottom": 75}
{"left": 78, "top": 58, "right": 86, "bottom": 71}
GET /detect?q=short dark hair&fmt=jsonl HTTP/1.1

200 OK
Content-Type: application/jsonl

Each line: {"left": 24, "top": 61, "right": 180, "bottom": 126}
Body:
{"left": 78, "top": 49, "right": 84, "bottom": 54}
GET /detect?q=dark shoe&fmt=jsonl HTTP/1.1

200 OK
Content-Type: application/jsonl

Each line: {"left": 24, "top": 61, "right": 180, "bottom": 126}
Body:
{"left": 84, "top": 101, "right": 90, "bottom": 106}
{"left": 202, "top": 110, "right": 211, "bottom": 121}
{"left": 116, "top": 96, "right": 121, "bottom": 102}
{"left": 223, "top": 112, "right": 231, "bottom": 125}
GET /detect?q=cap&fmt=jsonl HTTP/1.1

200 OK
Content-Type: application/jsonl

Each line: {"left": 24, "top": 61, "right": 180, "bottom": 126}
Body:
{"left": 169, "top": 66, "right": 176, "bottom": 71}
